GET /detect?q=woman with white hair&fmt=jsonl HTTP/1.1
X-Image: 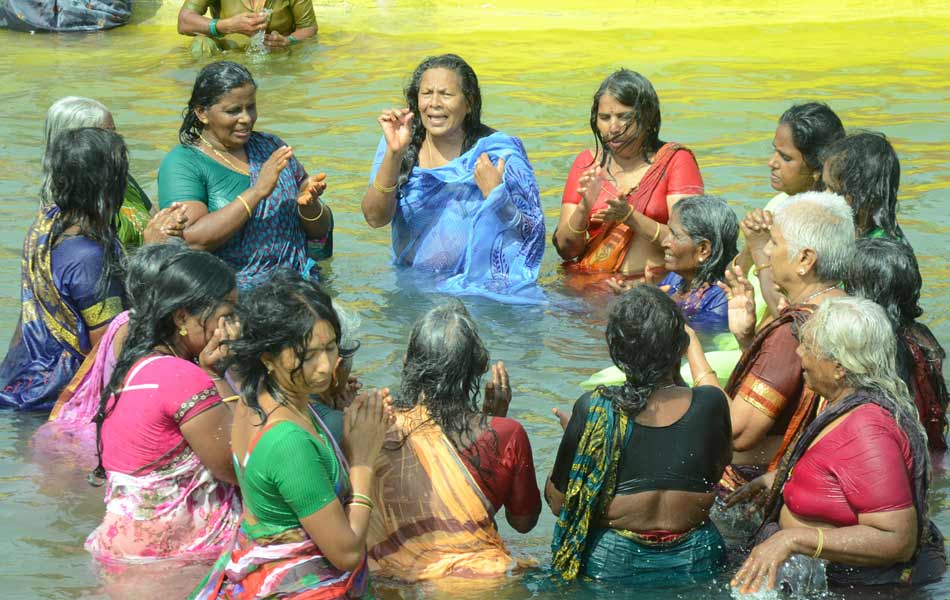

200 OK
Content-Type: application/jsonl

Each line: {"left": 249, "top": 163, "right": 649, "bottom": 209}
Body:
{"left": 686, "top": 191, "right": 854, "bottom": 481}
{"left": 729, "top": 297, "right": 945, "bottom": 593}
{"left": 43, "top": 97, "right": 186, "bottom": 248}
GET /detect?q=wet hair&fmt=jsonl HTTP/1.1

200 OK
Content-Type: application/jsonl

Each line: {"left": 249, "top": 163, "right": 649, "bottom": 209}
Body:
{"left": 397, "top": 54, "right": 494, "bottom": 190}
{"left": 777, "top": 102, "right": 845, "bottom": 175}
{"left": 225, "top": 269, "right": 341, "bottom": 424}
{"left": 845, "top": 237, "right": 922, "bottom": 328}
{"left": 589, "top": 69, "right": 663, "bottom": 166}
{"left": 771, "top": 191, "right": 855, "bottom": 282}
{"left": 671, "top": 195, "right": 739, "bottom": 291}
{"left": 42, "top": 96, "right": 112, "bottom": 203}
{"left": 821, "top": 132, "right": 903, "bottom": 238}
{"left": 91, "top": 249, "right": 236, "bottom": 483}
{"left": 179, "top": 61, "right": 256, "bottom": 146}
{"left": 597, "top": 286, "right": 688, "bottom": 417}
{"left": 47, "top": 127, "right": 127, "bottom": 297}
{"left": 123, "top": 240, "right": 190, "bottom": 312}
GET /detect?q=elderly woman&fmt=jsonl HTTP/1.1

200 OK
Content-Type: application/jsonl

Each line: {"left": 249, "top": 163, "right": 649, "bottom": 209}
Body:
{"left": 822, "top": 131, "right": 906, "bottom": 240}
{"left": 846, "top": 237, "right": 948, "bottom": 451}
{"left": 547, "top": 285, "right": 731, "bottom": 584}
{"left": 729, "top": 298, "right": 946, "bottom": 594}
{"left": 42, "top": 96, "right": 187, "bottom": 248}
{"left": 367, "top": 301, "right": 541, "bottom": 581}
{"left": 686, "top": 192, "right": 854, "bottom": 479}
{"left": 159, "top": 61, "right": 332, "bottom": 291}
{"left": 554, "top": 69, "right": 704, "bottom": 284}
{"left": 361, "top": 54, "right": 545, "bottom": 303}
{"left": 177, "top": 0, "right": 317, "bottom": 54}
{"left": 0, "top": 129, "right": 127, "bottom": 412}
{"left": 192, "top": 270, "right": 390, "bottom": 599}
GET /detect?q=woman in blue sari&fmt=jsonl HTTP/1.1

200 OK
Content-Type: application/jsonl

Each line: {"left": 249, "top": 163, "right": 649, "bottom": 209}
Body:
{"left": 361, "top": 54, "right": 545, "bottom": 303}
{"left": 159, "top": 61, "right": 333, "bottom": 291}
{"left": 0, "top": 128, "right": 127, "bottom": 412}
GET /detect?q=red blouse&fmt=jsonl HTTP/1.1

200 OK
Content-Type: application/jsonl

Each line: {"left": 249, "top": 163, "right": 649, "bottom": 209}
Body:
{"left": 783, "top": 404, "right": 914, "bottom": 527}
{"left": 457, "top": 416, "right": 541, "bottom": 517}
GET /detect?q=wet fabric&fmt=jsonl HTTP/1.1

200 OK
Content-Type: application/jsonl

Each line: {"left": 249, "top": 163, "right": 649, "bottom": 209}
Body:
{"left": 557, "top": 143, "right": 703, "bottom": 274}
{"left": 158, "top": 132, "right": 332, "bottom": 290}
{"left": 116, "top": 176, "right": 152, "bottom": 249}
{"left": 369, "top": 132, "right": 545, "bottom": 304}
{"left": 582, "top": 521, "right": 726, "bottom": 585}
{"left": 182, "top": 0, "right": 316, "bottom": 37}
{"left": 0, "top": 206, "right": 124, "bottom": 412}
{"left": 901, "top": 323, "right": 948, "bottom": 451}
{"left": 191, "top": 409, "right": 370, "bottom": 599}
{"left": 0, "top": 0, "right": 130, "bottom": 32}
{"left": 367, "top": 405, "right": 524, "bottom": 581}
{"left": 659, "top": 272, "right": 729, "bottom": 336}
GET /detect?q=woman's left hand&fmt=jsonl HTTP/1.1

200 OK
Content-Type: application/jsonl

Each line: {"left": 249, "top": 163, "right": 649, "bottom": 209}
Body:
{"left": 474, "top": 153, "right": 506, "bottom": 199}
{"left": 483, "top": 361, "right": 511, "bottom": 417}
{"left": 199, "top": 316, "right": 241, "bottom": 377}
{"left": 731, "top": 529, "right": 798, "bottom": 594}
{"left": 143, "top": 203, "right": 189, "bottom": 244}
{"left": 297, "top": 173, "right": 327, "bottom": 208}
{"left": 718, "top": 264, "right": 757, "bottom": 343}
{"left": 602, "top": 194, "right": 633, "bottom": 223}
{"left": 263, "top": 31, "right": 291, "bottom": 49}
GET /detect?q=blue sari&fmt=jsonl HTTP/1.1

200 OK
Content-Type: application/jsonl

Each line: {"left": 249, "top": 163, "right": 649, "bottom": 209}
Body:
{"left": 370, "top": 132, "right": 545, "bottom": 304}
{"left": 0, "top": 207, "right": 124, "bottom": 411}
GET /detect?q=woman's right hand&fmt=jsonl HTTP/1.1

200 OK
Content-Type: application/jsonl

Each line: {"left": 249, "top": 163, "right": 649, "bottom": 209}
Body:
{"left": 741, "top": 209, "right": 773, "bottom": 257}
{"left": 218, "top": 12, "right": 267, "bottom": 36}
{"left": 143, "top": 203, "right": 188, "bottom": 244}
{"left": 724, "top": 473, "right": 771, "bottom": 508}
{"left": 718, "top": 264, "right": 757, "bottom": 343}
{"left": 378, "top": 108, "right": 414, "bottom": 154}
{"left": 575, "top": 166, "right": 602, "bottom": 214}
{"left": 343, "top": 388, "right": 393, "bottom": 467}
{"left": 252, "top": 145, "right": 294, "bottom": 199}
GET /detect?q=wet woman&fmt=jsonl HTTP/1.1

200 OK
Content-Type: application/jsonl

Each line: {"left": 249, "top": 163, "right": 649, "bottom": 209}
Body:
{"left": 361, "top": 54, "right": 545, "bottom": 302}
{"left": 554, "top": 69, "right": 704, "bottom": 285}
{"left": 85, "top": 249, "right": 241, "bottom": 565}
{"left": 729, "top": 298, "right": 945, "bottom": 593}
{"left": 159, "top": 61, "right": 332, "bottom": 290}
{"left": 192, "top": 270, "right": 390, "bottom": 599}
{"left": 547, "top": 285, "right": 731, "bottom": 584}
{"left": 367, "top": 301, "right": 541, "bottom": 581}
{"left": 0, "top": 128, "right": 127, "bottom": 411}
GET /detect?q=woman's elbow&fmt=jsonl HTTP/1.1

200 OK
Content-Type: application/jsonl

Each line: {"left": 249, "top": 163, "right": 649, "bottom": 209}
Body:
{"left": 507, "top": 510, "right": 540, "bottom": 534}
{"left": 327, "top": 548, "right": 365, "bottom": 572}
{"left": 177, "top": 10, "right": 195, "bottom": 35}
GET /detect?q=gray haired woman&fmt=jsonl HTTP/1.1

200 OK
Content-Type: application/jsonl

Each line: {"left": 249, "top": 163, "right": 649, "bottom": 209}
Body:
{"left": 42, "top": 97, "right": 186, "bottom": 248}
{"left": 728, "top": 297, "right": 945, "bottom": 593}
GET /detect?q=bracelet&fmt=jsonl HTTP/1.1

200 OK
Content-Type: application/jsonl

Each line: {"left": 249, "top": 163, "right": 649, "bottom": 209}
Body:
{"left": 754, "top": 263, "right": 772, "bottom": 273}
{"left": 297, "top": 202, "right": 325, "bottom": 222}
{"left": 566, "top": 214, "right": 588, "bottom": 235}
{"left": 235, "top": 194, "right": 252, "bottom": 218}
{"left": 622, "top": 204, "right": 634, "bottom": 224}
{"left": 220, "top": 395, "right": 240, "bottom": 403}
{"left": 372, "top": 179, "right": 397, "bottom": 194}
{"left": 693, "top": 368, "right": 717, "bottom": 384}
{"left": 208, "top": 18, "right": 221, "bottom": 38}
{"left": 351, "top": 492, "right": 374, "bottom": 505}
{"left": 650, "top": 221, "right": 662, "bottom": 243}
{"left": 812, "top": 527, "right": 824, "bottom": 559}
{"left": 287, "top": 34, "right": 299, "bottom": 45}
{"left": 349, "top": 500, "right": 373, "bottom": 511}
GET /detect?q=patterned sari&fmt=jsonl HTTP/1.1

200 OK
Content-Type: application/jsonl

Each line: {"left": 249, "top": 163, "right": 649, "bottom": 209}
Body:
{"left": 370, "top": 132, "right": 545, "bottom": 304}
{"left": 191, "top": 408, "right": 370, "bottom": 599}
{"left": 367, "top": 405, "right": 524, "bottom": 582}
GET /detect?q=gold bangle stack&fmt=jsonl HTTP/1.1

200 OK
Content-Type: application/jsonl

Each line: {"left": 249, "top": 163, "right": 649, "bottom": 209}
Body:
{"left": 372, "top": 179, "right": 397, "bottom": 194}
{"left": 566, "top": 215, "right": 588, "bottom": 235}
{"left": 298, "top": 201, "right": 325, "bottom": 222}
{"left": 349, "top": 492, "right": 375, "bottom": 511}
{"left": 812, "top": 527, "right": 824, "bottom": 559}
{"left": 236, "top": 194, "right": 253, "bottom": 218}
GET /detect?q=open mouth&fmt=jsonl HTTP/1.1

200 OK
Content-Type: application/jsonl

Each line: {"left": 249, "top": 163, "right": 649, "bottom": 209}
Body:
{"left": 426, "top": 114, "right": 448, "bottom": 125}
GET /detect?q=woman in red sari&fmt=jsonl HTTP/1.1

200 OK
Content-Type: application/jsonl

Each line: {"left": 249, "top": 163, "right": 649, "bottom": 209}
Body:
{"left": 553, "top": 69, "right": 704, "bottom": 286}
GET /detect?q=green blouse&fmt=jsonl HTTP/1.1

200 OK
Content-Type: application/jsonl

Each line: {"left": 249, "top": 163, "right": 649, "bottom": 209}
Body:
{"left": 157, "top": 144, "right": 249, "bottom": 212}
{"left": 116, "top": 176, "right": 152, "bottom": 248}
{"left": 236, "top": 420, "right": 342, "bottom": 539}
{"left": 182, "top": 0, "right": 316, "bottom": 36}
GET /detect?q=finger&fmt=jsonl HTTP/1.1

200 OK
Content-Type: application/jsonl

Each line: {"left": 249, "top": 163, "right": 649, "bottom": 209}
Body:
{"left": 496, "top": 157, "right": 506, "bottom": 175}
{"left": 499, "top": 361, "right": 508, "bottom": 389}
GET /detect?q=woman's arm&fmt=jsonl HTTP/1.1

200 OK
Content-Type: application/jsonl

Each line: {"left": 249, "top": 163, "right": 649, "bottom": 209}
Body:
{"left": 544, "top": 477, "right": 565, "bottom": 516}
{"left": 181, "top": 403, "right": 237, "bottom": 484}
{"left": 553, "top": 162, "right": 601, "bottom": 260}
{"left": 178, "top": 191, "right": 262, "bottom": 252}
{"left": 177, "top": 7, "right": 267, "bottom": 37}
{"left": 362, "top": 110, "right": 413, "bottom": 228}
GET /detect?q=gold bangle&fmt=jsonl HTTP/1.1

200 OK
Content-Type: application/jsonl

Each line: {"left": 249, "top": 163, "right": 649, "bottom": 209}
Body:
{"left": 812, "top": 527, "right": 824, "bottom": 559}
{"left": 220, "top": 395, "right": 240, "bottom": 403}
{"left": 349, "top": 500, "right": 374, "bottom": 511}
{"left": 236, "top": 194, "right": 252, "bottom": 219}
{"left": 622, "top": 204, "right": 634, "bottom": 224}
{"left": 372, "top": 179, "right": 397, "bottom": 193}
{"left": 754, "top": 263, "right": 772, "bottom": 273}
{"left": 650, "top": 221, "right": 662, "bottom": 243}
{"left": 297, "top": 202, "right": 325, "bottom": 222}
{"left": 351, "top": 492, "right": 373, "bottom": 504}
{"left": 566, "top": 215, "right": 588, "bottom": 235}
{"left": 693, "top": 368, "right": 717, "bottom": 384}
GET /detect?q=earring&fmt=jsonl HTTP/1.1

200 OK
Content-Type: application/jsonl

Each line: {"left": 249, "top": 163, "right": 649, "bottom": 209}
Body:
{"left": 179, "top": 326, "right": 188, "bottom": 336}
{"left": 798, "top": 270, "right": 805, "bottom": 276}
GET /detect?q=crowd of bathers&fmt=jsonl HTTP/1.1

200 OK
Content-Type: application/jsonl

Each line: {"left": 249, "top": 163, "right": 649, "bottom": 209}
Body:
{"left": 3, "top": 54, "right": 948, "bottom": 598}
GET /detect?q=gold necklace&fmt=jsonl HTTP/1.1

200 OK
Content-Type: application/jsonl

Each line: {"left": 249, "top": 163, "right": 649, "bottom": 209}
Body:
{"left": 197, "top": 132, "right": 250, "bottom": 176}
{"left": 796, "top": 284, "right": 840, "bottom": 305}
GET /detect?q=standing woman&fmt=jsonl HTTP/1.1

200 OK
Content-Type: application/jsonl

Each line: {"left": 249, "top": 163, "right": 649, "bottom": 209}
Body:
{"left": 0, "top": 128, "right": 127, "bottom": 412}
{"left": 159, "top": 61, "right": 333, "bottom": 291}
{"left": 361, "top": 54, "right": 545, "bottom": 303}
{"left": 554, "top": 69, "right": 704, "bottom": 285}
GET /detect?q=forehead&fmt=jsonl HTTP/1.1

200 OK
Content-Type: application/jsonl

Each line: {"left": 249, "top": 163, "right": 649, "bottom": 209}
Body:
{"left": 307, "top": 319, "right": 337, "bottom": 348}
{"left": 773, "top": 123, "right": 799, "bottom": 150}
{"left": 597, "top": 93, "right": 634, "bottom": 114}
{"left": 419, "top": 68, "right": 462, "bottom": 90}
{"left": 213, "top": 84, "right": 257, "bottom": 106}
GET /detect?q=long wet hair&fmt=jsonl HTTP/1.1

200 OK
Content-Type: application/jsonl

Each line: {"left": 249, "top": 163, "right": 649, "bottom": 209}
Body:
{"left": 42, "top": 96, "right": 112, "bottom": 204}
{"left": 90, "top": 250, "right": 236, "bottom": 483}
{"left": 671, "top": 195, "right": 738, "bottom": 292}
{"left": 822, "top": 132, "right": 903, "bottom": 238}
{"left": 777, "top": 102, "right": 845, "bottom": 177}
{"left": 597, "top": 286, "right": 688, "bottom": 417}
{"left": 48, "top": 127, "right": 127, "bottom": 298}
{"left": 179, "top": 61, "right": 256, "bottom": 146}
{"left": 589, "top": 69, "right": 663, "bottom": 167}
{"left": 397, "top": 54, "right": 494, "bottom": 190}
{"left": 224, "top": 269, "right": 341, "bottom": 424}
{"left": 124, "top": 241, "right": 190, "bottom": 311}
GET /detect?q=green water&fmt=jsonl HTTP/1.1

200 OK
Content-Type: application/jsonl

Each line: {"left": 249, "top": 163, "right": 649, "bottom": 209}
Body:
{"left": 0, "top": 3, "right": 948, "bottom": 598}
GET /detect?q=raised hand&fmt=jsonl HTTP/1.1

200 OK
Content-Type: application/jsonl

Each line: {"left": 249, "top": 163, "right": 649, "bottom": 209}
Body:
{"left": 143, "top": 203, "right": 188, "bottom": 244}
{"left": 575, "top": 166, "right": 603, "bottom": 212}
{"left": 378, "top": 108, "right": 414, "bottom": 154}
{"left": 718, "top": 264, "right": 757, "bottom": 344}
{"left": 741, "top": 208, "right": 773, "bottom": 257}
{"left": 199, "top": 316, "right": 240, "bottom": 377}
{"left": 253, "top": 145, "right": 293, "bottom": 199}
{"left": 474, "top": 153, "right": 505, "bottom": 199}
{"left": 218, "top": 12, "right": 267, "bottom": 36}
{"left": 602, "top": 192, "right": 633, "bottom": 224}
{"left": 343, "top": 388, "right": 394, "bottom": 467}
{"left": 297, "top": 172, "right": 327, "bottom": 208}
{"left": 482, "top": 361, "right": 511, "bottom": 417}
